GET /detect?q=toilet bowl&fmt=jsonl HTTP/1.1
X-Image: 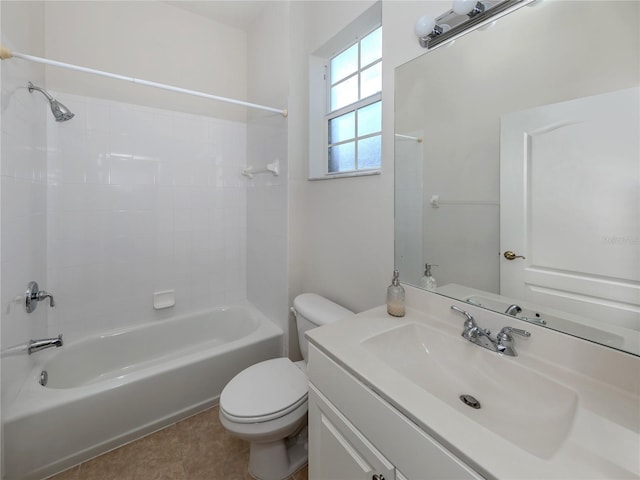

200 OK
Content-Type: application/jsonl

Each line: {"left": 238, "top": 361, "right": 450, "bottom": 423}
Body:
{"left": 218, "top": 294, "right": 353, "bottom": 480}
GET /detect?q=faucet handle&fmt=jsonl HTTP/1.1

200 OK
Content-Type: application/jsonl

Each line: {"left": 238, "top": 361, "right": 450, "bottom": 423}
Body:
{"left": 24, "top": 281, "right": 55, "bottom": 312}
{"left": 452, "top": 305, "right": 482, "bottom": 340}
{"left": 496, "top": 327, "right": 531, "bottom": 357}
{"left": 499, "top": 326, "right": 531, "bottom": 338}
{"left": 451, "top": 305, "right": 475, "bottom": 325}
{"left": 36, "top": 290, "right": 55, "bottom": 308}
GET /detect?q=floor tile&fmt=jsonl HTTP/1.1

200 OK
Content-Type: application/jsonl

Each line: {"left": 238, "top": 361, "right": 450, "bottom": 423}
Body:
{"left": 133, "top": 457, "right": 186, "bottom": 480}
{"left": 47, "top": 466, "right": 80, "bottom": 480}
{"left": 77, "top": 447, "right": 136, "bottom": 480}
{"left": 45, "top": 406, "right": 307, "bottom": 480}
{"left": 176, "top": 408, "right": 250, "bottom": 480}
{"left": 293, "top": 466, "right": 309, "bottom": 480}
{"left": 128, "top": 424, "right": 183, "bottom": 462}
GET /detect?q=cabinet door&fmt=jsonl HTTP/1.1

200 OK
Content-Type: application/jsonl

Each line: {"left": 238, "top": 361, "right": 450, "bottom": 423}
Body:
{"left": 309, "top": 386, "right": 395, "bottom": 480}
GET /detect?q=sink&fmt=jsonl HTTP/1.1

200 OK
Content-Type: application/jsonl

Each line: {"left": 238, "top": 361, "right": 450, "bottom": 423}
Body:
{"left": 306, "top": 291, "right": 640, "bottom": 479}
{"left": 361, "top": 322, "right": 579, "bottom": 459}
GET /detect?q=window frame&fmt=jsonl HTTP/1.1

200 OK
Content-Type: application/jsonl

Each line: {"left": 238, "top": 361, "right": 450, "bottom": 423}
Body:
{"left": 325, "top": 26, "right": 382, "bottom": 176}
{"left": 307, "top": 2, "right": 382, "bottom": 181}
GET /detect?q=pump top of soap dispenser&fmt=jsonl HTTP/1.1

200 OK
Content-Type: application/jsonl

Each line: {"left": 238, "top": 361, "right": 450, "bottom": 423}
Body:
{"left": 392, "top": 270, "right": 400, "bottom": 286}
{"left": 424, "top": 263, "right": 438, "bottom": 276}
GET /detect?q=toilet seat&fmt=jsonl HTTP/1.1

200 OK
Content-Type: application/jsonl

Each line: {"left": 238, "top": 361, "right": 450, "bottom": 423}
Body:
{"left": 220, "top": 358, "right": 308, "bottom": 424}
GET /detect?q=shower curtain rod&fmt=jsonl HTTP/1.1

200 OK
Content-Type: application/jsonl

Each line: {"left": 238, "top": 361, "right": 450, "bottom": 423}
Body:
{"left": 0, "top": 45, "right": 288, "bottom": 117}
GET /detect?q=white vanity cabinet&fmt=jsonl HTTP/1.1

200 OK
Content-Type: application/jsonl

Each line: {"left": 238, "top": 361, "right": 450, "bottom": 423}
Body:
{"left": 309, "top": 385, "right": 396, "bottom": 480}
{"left": 307, "top": 343, "right": 483, "bottom": 480}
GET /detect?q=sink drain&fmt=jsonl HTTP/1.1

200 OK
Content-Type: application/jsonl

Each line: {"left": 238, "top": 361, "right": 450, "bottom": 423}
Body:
{"left": 459, "top": 394, "right": 481, "bottom": 409}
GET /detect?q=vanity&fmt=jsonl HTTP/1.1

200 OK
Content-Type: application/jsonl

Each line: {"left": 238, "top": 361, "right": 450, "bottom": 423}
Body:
{"left": 306, "top": 286, "right": 640, "bottom": 479}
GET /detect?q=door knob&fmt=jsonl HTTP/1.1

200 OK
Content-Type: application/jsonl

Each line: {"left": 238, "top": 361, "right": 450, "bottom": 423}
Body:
{"left": 503, "top": 251, "right": 525, "bottom": 260}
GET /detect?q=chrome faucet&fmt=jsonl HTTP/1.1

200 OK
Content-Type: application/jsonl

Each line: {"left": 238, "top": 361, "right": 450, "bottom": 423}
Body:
{"left": 451, "top": 305, "right": 531, "bottom": 357}
{"left": 25, "top": 281, "right": 55, "bottom": 313}
{"left": 505, "top": 304, "right": 522, "bottom": 316}
{"left": 28, "top": 334, "right": 63, "bottom": 355}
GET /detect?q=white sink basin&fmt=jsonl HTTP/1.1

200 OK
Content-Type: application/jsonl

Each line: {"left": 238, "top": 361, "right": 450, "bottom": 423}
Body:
{"left": 306, "top": 289, "right": 640, "bottom": 479}
{"left": 361, "top": 323, "right": 578, "bottom": 459}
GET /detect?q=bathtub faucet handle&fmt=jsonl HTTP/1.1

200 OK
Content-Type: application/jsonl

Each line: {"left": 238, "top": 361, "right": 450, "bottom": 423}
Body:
{"left": 36, "top": 290, "right": 55, "bottom": 308}
{"left": 25, "top": 281, "right": 55, "bottom": 313}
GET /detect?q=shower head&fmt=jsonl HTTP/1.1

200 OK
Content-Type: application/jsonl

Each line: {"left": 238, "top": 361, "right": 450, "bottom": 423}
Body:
{"left": 27, "top": 81, "right": 74, "bottom": 122}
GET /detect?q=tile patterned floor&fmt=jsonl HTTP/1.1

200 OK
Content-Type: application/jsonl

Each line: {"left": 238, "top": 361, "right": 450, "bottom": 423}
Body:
{"left": 48, "top": 406, "right": 308, "bottom": 480}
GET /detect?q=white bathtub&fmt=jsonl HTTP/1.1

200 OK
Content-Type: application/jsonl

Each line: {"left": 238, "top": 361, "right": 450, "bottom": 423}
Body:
{"left": 3, "top": 303, "right": 283, "bottom": 480}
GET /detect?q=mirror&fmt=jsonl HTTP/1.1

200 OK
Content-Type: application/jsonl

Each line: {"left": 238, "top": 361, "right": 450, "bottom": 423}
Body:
{"left": 395, "top": 1, "right": 640, "bottom": 356}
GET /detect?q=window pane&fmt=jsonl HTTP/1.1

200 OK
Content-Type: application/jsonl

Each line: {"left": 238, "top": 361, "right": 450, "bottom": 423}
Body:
{"left": 331, "top": 76, "right": 358, "bottom": 111}
{"left": 328, "top": 141, "right": 355, "bottom": 173}
{"left": 360, "top": 62, "right": 382, "bottom": 99}
{"left": 357, "top": 101, "right": 381, "bottom": 137}
{"left": 329, "top": 112, "right": 355, "bottom": 144}
{"left": 357, "top": 135, "right": 381, "bottom": 169}
{"left": 330, "top": 44, "right": 358, "bottom": 84}
{"left": 360, "top": 28, "right": 382, "bottom": 68}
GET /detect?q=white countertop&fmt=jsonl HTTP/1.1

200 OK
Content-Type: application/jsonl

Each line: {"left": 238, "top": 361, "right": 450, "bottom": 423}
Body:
{"left": 306, "top": 287, "right": 640, "bottom": 479}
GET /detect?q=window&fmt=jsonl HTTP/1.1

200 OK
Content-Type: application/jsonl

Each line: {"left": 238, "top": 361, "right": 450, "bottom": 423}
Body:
{"left": 326, "top": 27, "right": 382, "bottom": 174}
{"left": 308, "top": 2, "right": 382, "bottom": 180}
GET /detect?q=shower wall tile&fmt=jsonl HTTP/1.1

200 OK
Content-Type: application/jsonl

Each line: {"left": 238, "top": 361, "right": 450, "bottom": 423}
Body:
{"left": 47, "top": 93, "right": 247, "bottom": 340}
{"left": 246, "top": 115, "right": 288, "bottom": 339}
{"left": 1, "top": 49, "right": 49, "bottom": 406}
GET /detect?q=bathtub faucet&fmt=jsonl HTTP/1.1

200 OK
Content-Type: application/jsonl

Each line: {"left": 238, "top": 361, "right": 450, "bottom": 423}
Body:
{"left": 25, "top": 281, "right": 55, "bottom": 313}
{"left": 28, "top": 334, "right": 63, "bottom": 355}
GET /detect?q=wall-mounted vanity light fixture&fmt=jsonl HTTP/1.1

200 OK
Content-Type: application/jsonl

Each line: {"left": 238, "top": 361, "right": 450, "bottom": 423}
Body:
{"left": 415, "top": 0, "right": 538, "bottom": 49}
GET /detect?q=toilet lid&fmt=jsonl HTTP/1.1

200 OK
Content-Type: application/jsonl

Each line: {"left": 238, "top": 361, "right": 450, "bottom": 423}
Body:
{"left": 220, "top": 358, "right": 308, "bottom": 423}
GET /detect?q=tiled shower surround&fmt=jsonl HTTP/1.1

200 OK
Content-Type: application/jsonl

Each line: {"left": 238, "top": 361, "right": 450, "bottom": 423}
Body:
{"left": 46, "top": 92, "right": 248, "bottom": 340}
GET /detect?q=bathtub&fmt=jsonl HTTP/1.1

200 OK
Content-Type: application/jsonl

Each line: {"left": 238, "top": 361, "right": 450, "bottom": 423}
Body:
{"left": 2, "top": 303, "right": 283, "bottom": 480}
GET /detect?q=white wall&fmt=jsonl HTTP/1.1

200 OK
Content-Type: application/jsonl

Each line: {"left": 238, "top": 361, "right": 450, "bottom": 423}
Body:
{"left": 44, "top": 1, "right": 248, "bottom": 122}
{"left": 42, "top": 2, "right": 254, "bottom": 338}
{"left": 39, "top": 2, "right": 252, "bottom": 338}
{"left": 286, "top": 1, "right": 309, "bottom": 357}
{"left": 394, "top": 133, "right": 424, "bottom": 284}
{"left": 46, "top": 92, "right": 247, "bottom": 339}
{"left": 245, "top": 2, "right": 291, "bottom": 352}
{"left": 290, "top": 1, "right": 446, "bottom": 314}
{"left": 0, "top": 0, "right": 48, "bottom": 414}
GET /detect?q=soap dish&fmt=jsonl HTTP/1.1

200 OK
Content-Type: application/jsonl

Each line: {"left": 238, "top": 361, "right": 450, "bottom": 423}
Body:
{"left": 153, "top": 290, "right": 175, "bottom": 309}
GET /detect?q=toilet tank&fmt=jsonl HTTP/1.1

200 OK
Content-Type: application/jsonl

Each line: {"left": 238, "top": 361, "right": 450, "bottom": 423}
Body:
{"left": 293, "top": 293, "right": 354, "bottom": 362}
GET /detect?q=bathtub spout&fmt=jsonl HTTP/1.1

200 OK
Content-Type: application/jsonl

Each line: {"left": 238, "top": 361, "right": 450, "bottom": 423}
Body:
{"left": 28, "top": 334, "right": 63, "bottom": 355}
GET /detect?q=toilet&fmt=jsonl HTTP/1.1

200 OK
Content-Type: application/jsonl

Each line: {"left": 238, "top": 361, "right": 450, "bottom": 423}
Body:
{"left": 219, "top": 293, "right": 354, "bottom": 480}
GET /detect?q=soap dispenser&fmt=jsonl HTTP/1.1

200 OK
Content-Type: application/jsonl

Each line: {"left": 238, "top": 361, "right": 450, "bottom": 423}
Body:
{"left": 386, "top": 270, "right": 405, "bottom": 317}
{"left": 419, "top": 263, "right": 438, "bottom": 291}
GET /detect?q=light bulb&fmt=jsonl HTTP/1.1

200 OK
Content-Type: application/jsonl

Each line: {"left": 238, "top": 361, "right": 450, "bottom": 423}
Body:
{"left": 414, "top": 15, "right": 436, "bottom": 37}
{"left": 452, "top": 0, "right": 477, "bottom": 15}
